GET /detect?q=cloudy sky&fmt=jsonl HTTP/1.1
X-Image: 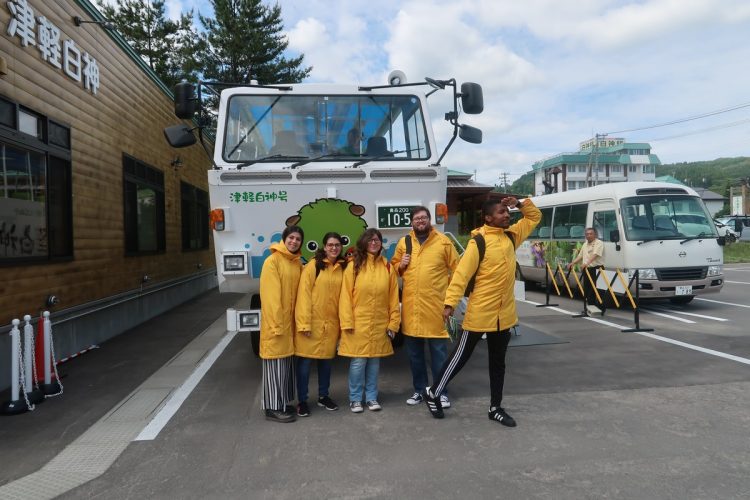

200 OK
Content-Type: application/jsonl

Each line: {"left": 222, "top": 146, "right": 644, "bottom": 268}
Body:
{"left": 165, "top": 0, "right": 750, "bottom": 186}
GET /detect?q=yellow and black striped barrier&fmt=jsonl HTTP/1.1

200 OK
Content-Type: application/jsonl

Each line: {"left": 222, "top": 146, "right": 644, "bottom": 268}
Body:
{"left": 539, "top": 263, "right": 653, "bottom": 332}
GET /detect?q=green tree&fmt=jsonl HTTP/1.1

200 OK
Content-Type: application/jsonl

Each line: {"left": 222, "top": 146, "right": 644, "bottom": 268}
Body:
{"left": 199, "top": 0, "right": 311, "bottom": 85}
{"left": 508, "top": 171, "right": 535, "bottom": 196}
{"left": 97, "top": 0, "right": 201, "bottom": 88}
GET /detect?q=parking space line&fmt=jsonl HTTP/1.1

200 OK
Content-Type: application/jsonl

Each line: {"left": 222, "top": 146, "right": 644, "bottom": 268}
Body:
{"left": 633, "top": 331, "right": 750, "bottom": 366}
{"left": 641, "top": 309, "right": 696, "bottom": 324}
{"left": 696, "top": 297, "right": 750, "bottom": 309}
{"left": 520, "top": 298, "right": 750, "bottom": 366}
{"left": 725, "top": 280, "right": 750, "bottom": 285}
{"left": 648, "top": 308, "right": 729, "bottom": 322}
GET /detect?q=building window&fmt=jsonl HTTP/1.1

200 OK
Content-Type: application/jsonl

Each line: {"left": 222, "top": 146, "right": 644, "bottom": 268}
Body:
{"left": 123, "top": 155, "right": 165, "bottom": 254}
{"left": 181, "top": 181, "right": 209, "bottom": 251}
{"left": 629, "top": 165, "right": 638, "bottom": 173}
{"left": 643, "top": 165, "right": 655, "bottom": 174}
{"left": 610, "top": 165, "right": 622, "bottom": 173}
{"left": 0, "top": 96, "right": 72, "bottom": 265}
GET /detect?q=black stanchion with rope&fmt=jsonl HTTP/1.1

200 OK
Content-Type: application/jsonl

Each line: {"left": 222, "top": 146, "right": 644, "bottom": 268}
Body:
{"left": 536, "top": 262, "right": 559, "bottom": 308}
{"left": 621, "top": 270, "right": 654, "bottom": 333}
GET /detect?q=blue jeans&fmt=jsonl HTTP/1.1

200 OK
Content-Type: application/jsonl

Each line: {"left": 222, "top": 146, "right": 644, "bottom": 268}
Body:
{"left": 404, "top": 336, "right": 448, "bottom": 396}
{"left": 348, "top": 357, "right": 380, "bottom": 402}
{"left": 296, "top": 357, "right": 332, "bottom": 403}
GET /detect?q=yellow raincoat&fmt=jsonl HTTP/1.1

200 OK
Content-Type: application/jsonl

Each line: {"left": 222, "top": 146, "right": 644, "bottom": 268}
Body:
{"left": 391, "top": 229, "right": 458, "bottom": 338}
{"left": 294, "top": 258, "right": 345, "bottom": 359}
{"left": 338, "top": 254, "right": 400, "bottom": 358}
{"left": 259, "top": 242, "right": 302, "bottom": 359}
{"left": 444, "top": 200, "right": 541, "bottom": 332}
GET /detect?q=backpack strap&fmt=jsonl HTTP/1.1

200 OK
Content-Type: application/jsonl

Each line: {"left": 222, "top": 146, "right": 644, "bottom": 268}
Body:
{"left": 464, "top": 234, "right": 485, "bottom": 297}
{"left": 404, "top": 235, "right": 412, "bottom": 255}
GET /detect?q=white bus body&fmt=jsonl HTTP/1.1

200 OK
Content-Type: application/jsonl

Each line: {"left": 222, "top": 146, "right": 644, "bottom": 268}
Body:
{"left": 515, "top": 182, "right": 724, "bottom": 304}
{"left": 166, "top": 76, "right": 484, "bottom": 308}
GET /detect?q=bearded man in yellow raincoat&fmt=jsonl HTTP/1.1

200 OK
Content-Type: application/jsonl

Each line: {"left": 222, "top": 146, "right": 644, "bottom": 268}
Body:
{"left": 391, "top": 206, "right": 458, "bottom": 408}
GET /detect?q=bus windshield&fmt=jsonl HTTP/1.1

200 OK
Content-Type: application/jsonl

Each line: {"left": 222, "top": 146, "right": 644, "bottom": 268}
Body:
{"left": 223, "top": 94, "right": 430, "bottom": 163}
{"left": 621, "top": 195, "right": 718, "bottom": 241}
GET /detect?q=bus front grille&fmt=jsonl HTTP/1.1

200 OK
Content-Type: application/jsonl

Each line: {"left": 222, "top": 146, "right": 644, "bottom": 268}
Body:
{"left": 656, "top": 267, "right": 707, "bottom": 281}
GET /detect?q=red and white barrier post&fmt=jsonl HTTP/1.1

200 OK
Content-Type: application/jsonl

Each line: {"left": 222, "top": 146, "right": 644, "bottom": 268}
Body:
{"left": 23, "top": 315, "right": 44, "bottom": 405}
{"left": 1, "top": 319, "right": 30, "bottom": 415}
{"left": 41, "top": 311, "right": 62, "bottom": 396}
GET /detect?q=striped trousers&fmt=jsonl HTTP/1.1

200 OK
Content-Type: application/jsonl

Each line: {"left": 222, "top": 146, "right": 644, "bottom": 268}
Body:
{"left": 430, "top": 329, "right": 511, "bottom": 408}
{"left": 261, "top": 357, "right": 296, "bottom": 411}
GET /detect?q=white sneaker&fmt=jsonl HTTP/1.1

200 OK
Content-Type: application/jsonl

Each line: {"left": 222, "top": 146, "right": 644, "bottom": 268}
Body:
{"left": 406, "top": 392, "right": 424, "bottom": 405}
{"left": 440, "top": 394, "right": 451, "bottom": 409}
{"left": 366, "top": 400, "right": 382, "bottom": 411}
{"left": 350, "top": 401, "right": 363, "bottom": 413}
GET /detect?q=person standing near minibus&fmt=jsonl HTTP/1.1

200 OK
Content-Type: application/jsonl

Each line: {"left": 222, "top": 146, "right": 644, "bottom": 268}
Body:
{"left": 426, "top": 197, "right": 540, "bottom": 426}
{"left": 294, "top": 232, "right": 347, "bottom": 416}
{"left": 568, "top": 227, "right": 606, "bottom": 316}
{"left": 338, "top": 228, "right": 400, "bottom": 413}
{"left": 391, "top": 206, "right": 458, "bottom": 408}
{"left": 260, "top": 225, "right": 304, "bottom": 423}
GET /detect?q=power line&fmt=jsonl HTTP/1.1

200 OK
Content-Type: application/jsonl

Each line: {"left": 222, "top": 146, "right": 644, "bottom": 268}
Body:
{"left": 605, "top": 101, "right": 750, "bottom": 135}
{"left": 648, "top": 117, "right": 750, "bottom": 142}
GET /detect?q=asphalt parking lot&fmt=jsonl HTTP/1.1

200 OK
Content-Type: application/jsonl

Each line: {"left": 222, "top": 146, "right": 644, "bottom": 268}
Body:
{"left": 2, "top": 266, "right": 750, "bottom": 499}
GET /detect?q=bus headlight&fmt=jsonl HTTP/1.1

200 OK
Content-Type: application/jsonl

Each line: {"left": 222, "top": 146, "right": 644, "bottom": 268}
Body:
{"left": 708, "top": 265, "right": 722, "bottom": 276}
{"left": 628, "top": 268, "right": 657, "bottom": 280}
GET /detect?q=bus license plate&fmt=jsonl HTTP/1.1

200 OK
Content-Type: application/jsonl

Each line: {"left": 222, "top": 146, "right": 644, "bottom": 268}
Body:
{"left": 675, "top": 285, "right": 692, "bottom": 296}
{"left": 377, "top": 205, "right": 418, "bottom": 228}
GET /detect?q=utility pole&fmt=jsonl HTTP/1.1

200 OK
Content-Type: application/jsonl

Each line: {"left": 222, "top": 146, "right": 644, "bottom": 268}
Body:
{"left": 499, "top": 172, "right": 510, "bottom": 191}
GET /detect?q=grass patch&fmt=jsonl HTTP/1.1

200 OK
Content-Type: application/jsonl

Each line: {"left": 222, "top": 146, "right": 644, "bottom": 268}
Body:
{"left": 724, "top": 241, "right": 750, "bottom": 263}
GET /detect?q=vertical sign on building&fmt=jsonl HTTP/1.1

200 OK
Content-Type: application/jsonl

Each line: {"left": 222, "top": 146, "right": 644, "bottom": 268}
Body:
{"left": 5, "top": 0, "right": 101, "bottom": 95}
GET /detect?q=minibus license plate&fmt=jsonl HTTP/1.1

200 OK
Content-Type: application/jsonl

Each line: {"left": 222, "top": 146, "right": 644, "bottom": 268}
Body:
{"left": 675, "top": 285, "right": 692, "bottom": 296}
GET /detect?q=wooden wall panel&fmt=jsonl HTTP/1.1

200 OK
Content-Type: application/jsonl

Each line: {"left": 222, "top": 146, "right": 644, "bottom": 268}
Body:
{"left": 0, "top": 1, "right": 216, "bottom": 324}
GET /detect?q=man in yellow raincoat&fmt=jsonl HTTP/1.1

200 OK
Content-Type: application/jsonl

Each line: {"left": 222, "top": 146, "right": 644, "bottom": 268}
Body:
{"left": 391, "top": 206, "right": 458, "bottom": 408}
{"left": 425, "top": 197, "right": 540, "bottom": 426}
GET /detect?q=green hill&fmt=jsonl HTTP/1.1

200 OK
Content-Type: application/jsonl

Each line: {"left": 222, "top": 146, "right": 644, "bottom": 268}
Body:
{"left": 656, "top": 157, "right": 750, "bottom": 197}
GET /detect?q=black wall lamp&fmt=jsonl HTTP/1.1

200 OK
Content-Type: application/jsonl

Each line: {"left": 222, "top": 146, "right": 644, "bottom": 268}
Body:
{"left": 73, "top": 16, "right": 115, "bottom": 30}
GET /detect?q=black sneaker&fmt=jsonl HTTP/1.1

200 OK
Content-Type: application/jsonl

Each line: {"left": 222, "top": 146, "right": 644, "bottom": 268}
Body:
{"left": 317, "top": 396, "right": 339, "bottom": 411}
{"left": 297, "top": 401, "right": 310, "bottom": 417}
{"left": 425, "top": 388, "right": 444, "bottom": 419}
{"left": 265, "top": 409, "right": 296, "bottom": 423}
{"left": 488, "top": 407, "right": 516, "bottom": 427}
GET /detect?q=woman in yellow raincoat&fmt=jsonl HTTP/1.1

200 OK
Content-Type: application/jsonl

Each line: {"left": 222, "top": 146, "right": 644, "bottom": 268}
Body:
{"left": 338, "top": 228, "right": 400, "bottom": 413}
{"left": 294, "top": 232, "right": 347, "bottom": 417}
{"left": 260, "top": 225, "right": 304, "bottom": 423}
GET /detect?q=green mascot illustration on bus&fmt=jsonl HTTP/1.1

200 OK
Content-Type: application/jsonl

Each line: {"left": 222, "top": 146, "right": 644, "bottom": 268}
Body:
{"left": 286, "top": 198, "right": 368, "bottom": 262}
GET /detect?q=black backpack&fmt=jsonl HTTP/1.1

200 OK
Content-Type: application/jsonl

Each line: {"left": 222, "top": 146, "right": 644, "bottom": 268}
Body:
{"left": 464, "top": 232, "right": 516, "bottom": 297}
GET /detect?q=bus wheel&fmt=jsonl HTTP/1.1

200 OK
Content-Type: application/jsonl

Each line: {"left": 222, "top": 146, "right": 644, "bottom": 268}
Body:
{"left": 669, "top": 296, "right": 694, "bottom": 305}
{"left": 250, "top": 294, "right": 261, "bottom": 357}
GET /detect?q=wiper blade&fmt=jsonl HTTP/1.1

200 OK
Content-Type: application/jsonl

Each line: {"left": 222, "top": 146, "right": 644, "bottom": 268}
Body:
{"left": 347, "top": 147, "right": 421, "bottom": 168}
{"left": 636, "top": 239, "right": 661, "bottom": 246}
{"left": 288, "top": 152, "right": 344, "bottom": 169}
{"left": 680, "top": 232, "right": 709, "bottom": 244}
{"left": 235, "top": 154, "right": 307, "bottom": 169}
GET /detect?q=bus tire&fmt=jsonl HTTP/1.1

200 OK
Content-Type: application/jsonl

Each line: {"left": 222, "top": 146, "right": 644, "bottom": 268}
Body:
{"left": 669, "top": 296, "right": 694, "bottom": 305}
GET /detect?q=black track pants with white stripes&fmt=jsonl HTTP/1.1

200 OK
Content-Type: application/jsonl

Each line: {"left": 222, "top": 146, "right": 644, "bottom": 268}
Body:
{"left": 429, "top": 329, "right": 511, "bottom": 408}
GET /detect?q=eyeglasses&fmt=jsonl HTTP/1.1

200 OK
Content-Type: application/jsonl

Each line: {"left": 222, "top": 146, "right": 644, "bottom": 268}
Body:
{"left": 412, "top": 216, "right": 429, "bottom": 222}
{"left": 325, "top": 243, "right": 341, "bottom": 248}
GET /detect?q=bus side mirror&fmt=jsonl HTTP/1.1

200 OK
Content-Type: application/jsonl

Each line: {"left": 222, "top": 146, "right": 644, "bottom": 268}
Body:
{"left": 459, "top": 124, "right": 482, "bottom": 144}
{"left": 164, "top": 124, "right": 197, "bottom": 148}
{"left": 460, "top": 82, "right": 483, "bottom": 114}
{"left": 717, "top": 236, "right": 726, "bottom": 246}
{"left": 610, "top": 229, "right": 621, "bottom": 251}
{"left": 174, "top": 82, "right": 197, "bottom": 119}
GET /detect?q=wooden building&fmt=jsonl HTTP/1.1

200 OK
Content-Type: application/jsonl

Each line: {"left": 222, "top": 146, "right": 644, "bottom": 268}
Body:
{"left": 0, "top": 0, "right": 215, "bottom": 390}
